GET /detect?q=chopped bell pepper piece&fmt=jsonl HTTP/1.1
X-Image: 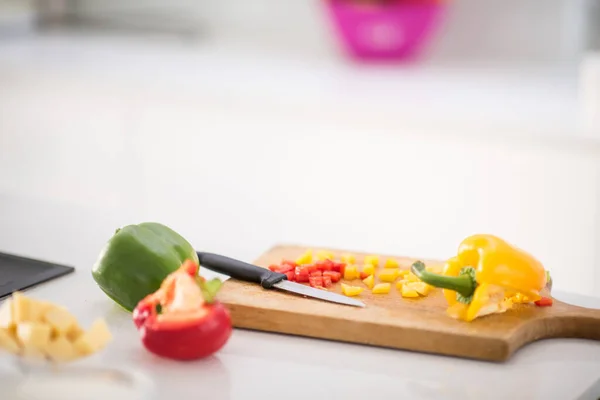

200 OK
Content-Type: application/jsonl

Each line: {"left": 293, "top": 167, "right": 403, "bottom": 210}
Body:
{"left": 372, "top": 283, "right": 391, "bottom": 294}
{"left": 378, "top": 269, "right": 398, "bottom": 282}
{"left": 401, "top": 285, "right": 419, "bottom": 298}
{"left": 344, "top": 265, "right": 359, "bottom": 280}
{"left": 362, "top": 264, "right": 375, "bottom": 276}
{"left": 323, "top": 271, "right": 341, "bottom": 282}
{"left": 364, "top": 255, "right": 379, "bottom": 267}
{"left": 341, "top": 254, "right": 356, "bottom": 264}
{"left": 384, "top": 259, "right": 399, "bottom": 269}
{"left": 411, "top": 234, "right": 547, "bottom": 322}
{"left": 295, "top": 250, "right": 313, "bottom": 265}
{"left": 535, "top": 296, "right": 553, "bottom": 307}
{"left": 341, "top": 283, "right": 363, "bottom": 297}
{"left": 322, "top": 275, "right": 333, "bottom": 288}
{"left": 359, "top": 271, "right": 371, "bottom": 280}
{"left": 316, "top": 251, "right": 335, "bottom": 261}
{"left": 362, "top": 274, "right": 374, "bottom": 289}
{"left": 407, "top": 282, "right": 431, "bottom": 296}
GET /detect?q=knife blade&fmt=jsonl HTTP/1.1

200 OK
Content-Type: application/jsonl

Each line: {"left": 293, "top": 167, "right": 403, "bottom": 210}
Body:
{"left": 196, "top": 252, "right": 365, "bottom": 308}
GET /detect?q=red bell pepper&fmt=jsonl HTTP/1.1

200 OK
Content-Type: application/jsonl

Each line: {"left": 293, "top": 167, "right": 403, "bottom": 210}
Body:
{"left": 323, "top": 271, "right": 341, "bottom": 282}
{"left": 534, "top": 296, "right": 553, "bottom": 307}
{"left": 132, "top": 260, "right": 232, "bottom": 361}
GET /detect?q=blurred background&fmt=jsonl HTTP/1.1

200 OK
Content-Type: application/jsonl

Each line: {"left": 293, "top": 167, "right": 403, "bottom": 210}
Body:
{"left": 1, "top": 0, "right": 600, "bottom": 296}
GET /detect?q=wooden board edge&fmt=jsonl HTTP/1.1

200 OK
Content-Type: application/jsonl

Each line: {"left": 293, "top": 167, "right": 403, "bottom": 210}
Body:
{"left": 226, "top": 302, "right": 512, "bottom": 362}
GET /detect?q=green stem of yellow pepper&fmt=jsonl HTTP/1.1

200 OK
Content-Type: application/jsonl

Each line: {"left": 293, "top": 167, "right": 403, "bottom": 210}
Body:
{"left": 411, "top": 261, "right": 477, "bottom": 302}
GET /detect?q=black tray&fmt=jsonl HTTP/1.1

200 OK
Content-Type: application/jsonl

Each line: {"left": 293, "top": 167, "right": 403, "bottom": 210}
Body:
{"left": 0, "top": 252, "right": 75, "bottom": 299}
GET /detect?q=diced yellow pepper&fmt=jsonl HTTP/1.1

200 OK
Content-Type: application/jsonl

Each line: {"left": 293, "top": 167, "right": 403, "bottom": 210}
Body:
{"left": 341, "top": 283, "right": 363, "bottom": 297}
{"left": 404, "top": 272, "right": 420, "bottom": 282}
{"left": 372, "top": 283, "right": 391, "bottom": 294}
{"left": 362, "top": 274, "right": 374, "bottom": 289}
{"left": 340, "top": 254, "right": 356, "bottom": 264}
{"left": 426, "top": 264, "right": 444, "bottom": 274}
{"left": 397, "top": 269, "right": 410, "bottom": 278}
{"left": 384, "top": 259, "right": 399, "bottom": 269}
{"left": 378, "top": 269, "right": 398, "bottom": 282}
{"left": 344, "top": 265, "right": 359, "bottom": 280}
{"left": 407, "top": 282, "right": 432, "bottom": 296}
{"left": 362, "top": 264, "right": 375, "bottom": 276}
{"left": 364, "top": 255, "right": 379, "bottom": 267}
{"left": 401, "top": 285, "right": 419, "bottom": 298}
{"left": 295, "top": 249, "right": 313, "bottom": 265}
{"left": 316, "top": 250, "right": 334, "bottom": 261}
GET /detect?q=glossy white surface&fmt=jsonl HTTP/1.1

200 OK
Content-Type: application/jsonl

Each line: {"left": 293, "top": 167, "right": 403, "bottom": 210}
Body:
{"left": 1, "top": 272, "right": 600, "bottom": 400}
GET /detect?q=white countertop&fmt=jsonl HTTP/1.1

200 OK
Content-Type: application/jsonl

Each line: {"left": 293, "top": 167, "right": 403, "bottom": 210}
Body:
{"left": 1, "top": 261, "right": 600, "bottom": 400}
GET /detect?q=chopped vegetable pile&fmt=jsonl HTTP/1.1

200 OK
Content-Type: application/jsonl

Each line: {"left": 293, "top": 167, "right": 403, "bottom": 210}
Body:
{"left": 269, "top": 245, "right": 554, "bottom": 319}
{"left": 268, "top": 249, "right": 439, "bottom": 300}
{"left": 0, "top": 292, "right": 112, "bottom": 363}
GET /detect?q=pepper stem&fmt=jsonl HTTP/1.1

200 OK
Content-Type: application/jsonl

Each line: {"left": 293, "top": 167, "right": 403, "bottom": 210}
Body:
{"left": 410, "top": 261, "right": 476, "bottom": 299}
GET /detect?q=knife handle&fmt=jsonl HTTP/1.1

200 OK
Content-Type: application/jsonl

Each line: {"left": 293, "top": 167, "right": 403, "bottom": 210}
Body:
{"left": 196, "top": 252, "right": 287, "bottom": 289}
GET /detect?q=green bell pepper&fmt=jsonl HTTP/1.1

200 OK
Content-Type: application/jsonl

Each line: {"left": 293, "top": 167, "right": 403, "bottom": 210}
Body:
{"left": 92, "top": 222, "right": 198, "bottom": 312}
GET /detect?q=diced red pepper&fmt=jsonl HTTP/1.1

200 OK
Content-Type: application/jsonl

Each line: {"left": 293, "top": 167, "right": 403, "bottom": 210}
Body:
{"left": 281, "top": 259, "right": 298, "bottom": 268}
{"left": 316, "top": 259, "right": 334, "bottom": 272}
{"left": 276, "top": 264, "right": 294, "bottom": 273}
{"left": 331, "top": 262, "right": 346, "bottom": 275}
{"left": 268, "top": 265, "right": 280, "bottom": 272}
{"left": 534, "top": 296, "right": 553, "bottom": 307}
{"left": 322, "top": 275, "right": 332, "bottom": 288}
{"left": 310, "top": 270, "right": 322, "bottom": 277}
{"left": 284, "top": 271, "right": 295, "bottom": 281}
{"left": 294, "top": 267, "right": 310, "bottom": 282}
{"left": 308, "top": 276, "right": 324, "bottom": 288}
{"left": 323, "top": 271, "right": 341, "bottom": 282}
{"left": 359, "top": 271, "right": 371, "bottom": 280}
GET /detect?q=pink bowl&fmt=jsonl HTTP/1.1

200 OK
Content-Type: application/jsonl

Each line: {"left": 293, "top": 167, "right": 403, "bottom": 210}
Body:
{"left": 324, "top": 0, "right": 447, "bottom": 61}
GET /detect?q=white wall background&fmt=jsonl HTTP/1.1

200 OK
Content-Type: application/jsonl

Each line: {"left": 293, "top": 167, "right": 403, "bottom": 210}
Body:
{"left": 0, "top": 0, "right": 599, "bottom": 297}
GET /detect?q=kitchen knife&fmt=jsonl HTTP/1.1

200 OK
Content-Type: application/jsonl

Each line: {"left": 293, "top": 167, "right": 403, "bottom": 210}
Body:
{"left": 196, "top": 252, "right": 365, "bottom": 308}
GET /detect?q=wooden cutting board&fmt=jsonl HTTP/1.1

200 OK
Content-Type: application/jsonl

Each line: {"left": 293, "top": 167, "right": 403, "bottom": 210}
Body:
{"left": 217, "top": 245, "right": 600, "bottom": 362}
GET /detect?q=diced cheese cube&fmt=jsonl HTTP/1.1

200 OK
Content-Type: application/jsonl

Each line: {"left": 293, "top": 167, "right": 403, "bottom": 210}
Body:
{"left": 73, "top": 319, "right": 112, "bottom": 356}
{"left": 43, "top": 307, "right": 77, "bottom": 336}
{"left": 21, "top": 345, "right": 46, "bottom": 361}
{"left": 372, "top": 283, "right": 391, "bottom": 294}
{"left": 45, "top": 336, "right": 78, "bottom": 363}
{"left": 364, "top": 255, "right": 379, "bottom": 267}
{"left": 378, "top": 269, "right": 398, "bottom": 282}
{"left": 362, "top": 274, "right": 374, "bottom": 289}
{"left": 340, "top": 254, "right": 356, "bottom": 264}
{"left": 16, "top": 322, "right": 51, "bottom": 349}
{"left": 0, "top": 299, "right": 14, "bottom": 329}
{"left": 384, "top": 259, "right": 399, "bottom": 269}
{"left": 0, "top": 328, "right": 20, "bottom": 354}
{"left": 401, "top": 285, "right": 419, "bottom": 298}
{"left": 12, "top": 292, "right": 30, "bottom": 323}
{"left": 362, "top": 264, "right": 375, "bottom": 276}
{"left": 66, "top": 323, "right": 85, "bottom": 342}
{"left": 344, "top": 265, "right": 359, "bottom": 280}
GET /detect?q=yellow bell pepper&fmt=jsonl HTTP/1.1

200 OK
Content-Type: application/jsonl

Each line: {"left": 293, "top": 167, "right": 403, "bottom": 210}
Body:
{"left": 344, "top": 265, "right": 359, "bottom": 280}
{"left": 317, "top": 250, "right": 334, "bottom": 261}
{"left": 364, "top": 255, "right": 379, "bottom": 267}
{"left": 362, "top": 274, "right": 374, "bottom": 289}
{"left": 372, "top": 283, "right": 391, "bottom": 294}
{"left": 401, "top": 285, "right": 419, "bottom": 298}
{"left": 378, "top": 269, "right": 398, "bottom": 282}
{"left": 362, "top": 264, "right": 375, "bottom": 276}
{"left": 296, "top": 250, "right": 313, "bottom": 265}
{"left": 341, "top": 283, "right": 363, "bottom": 297}
{"left": 341, "top": 254, "right": 356, "bottom": 264}
{"left": 411, "top": 234, "right": 547, "bottom": 322}
{"left": 384, "top": 259, "right": 399, "bottom": 269}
